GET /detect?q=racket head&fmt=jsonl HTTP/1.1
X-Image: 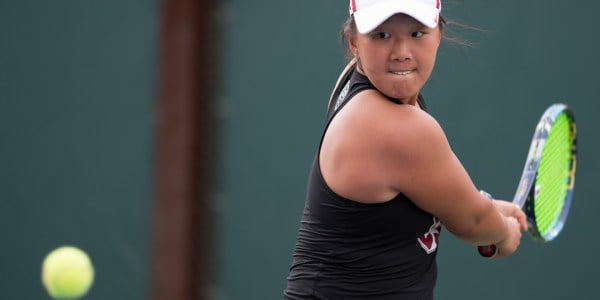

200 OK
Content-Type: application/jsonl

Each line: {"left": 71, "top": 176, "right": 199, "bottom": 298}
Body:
{"left": 516, "top": 103, "right": 577, "bottom": 242}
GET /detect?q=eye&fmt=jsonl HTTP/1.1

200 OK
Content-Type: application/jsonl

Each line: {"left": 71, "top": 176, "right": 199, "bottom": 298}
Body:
{"left": 412, "top": 31, "right": 424, "bottom": 38}
{"left": 373, "top": 32, "right": 391, "bottom": 39}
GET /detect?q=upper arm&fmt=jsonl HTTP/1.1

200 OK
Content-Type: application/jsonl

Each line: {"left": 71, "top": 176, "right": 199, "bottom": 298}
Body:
{"left": 384, "top": 109, "right": 495, "bottom": 238}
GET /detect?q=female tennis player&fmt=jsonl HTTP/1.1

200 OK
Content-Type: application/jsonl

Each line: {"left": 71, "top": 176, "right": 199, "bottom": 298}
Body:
{"left": 284, "top": 0, "right": 528, "bottom": 299}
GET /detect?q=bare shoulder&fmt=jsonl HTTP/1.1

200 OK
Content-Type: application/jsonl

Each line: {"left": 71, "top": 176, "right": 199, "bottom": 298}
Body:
{"left": 375, "top": 98, "right": 451, "bottom": 182}
{"left": 343, "top": 91, "right": 455, "bottom": 187}
{"left": 349, "top": 90, "right": 448, "bottom": 153}
{"left": 327, "top": 89, "right": 449, "bottom": 167}
{"left": 387, "top": 103, "right": 448, "bottom": 158}
{"left": 321, "top": 90, "right": 451, "bottom": 203}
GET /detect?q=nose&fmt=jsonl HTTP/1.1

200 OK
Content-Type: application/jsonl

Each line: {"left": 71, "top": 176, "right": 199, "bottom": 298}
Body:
{"left": 391, "top": 39, "right": 411, "bottom": 61}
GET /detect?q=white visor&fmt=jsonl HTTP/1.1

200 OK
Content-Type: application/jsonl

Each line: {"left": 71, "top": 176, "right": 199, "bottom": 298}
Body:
{"left": 350, "top": 0, "right": 441, "bottom": 34}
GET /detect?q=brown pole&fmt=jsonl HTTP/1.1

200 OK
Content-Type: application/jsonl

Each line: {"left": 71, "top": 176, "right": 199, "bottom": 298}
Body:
{"left": 153, "top": 0, "right": 215, "bottom": 299}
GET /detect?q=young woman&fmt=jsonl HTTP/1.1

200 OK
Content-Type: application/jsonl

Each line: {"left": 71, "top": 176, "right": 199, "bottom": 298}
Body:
{"left": 284, "top": 0, "right": 528, "bottom": 299}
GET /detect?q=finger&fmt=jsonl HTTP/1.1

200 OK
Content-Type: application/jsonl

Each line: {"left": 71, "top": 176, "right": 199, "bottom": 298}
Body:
{"left": 520, "top": 216, "right": 528, "bottom": 231}
{"left": 511, "top": 204, "right": 527, "bottom": 231}
{"left": 515, "top": 208, "right": 528, "bottom": 231}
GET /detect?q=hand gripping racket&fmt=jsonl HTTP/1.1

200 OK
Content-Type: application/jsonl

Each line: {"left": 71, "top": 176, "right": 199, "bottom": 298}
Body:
{"left": 478, "top": 103, "right": 577, "bottom": 257}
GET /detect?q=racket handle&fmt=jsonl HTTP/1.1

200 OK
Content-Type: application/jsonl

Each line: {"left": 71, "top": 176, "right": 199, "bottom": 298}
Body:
{"left": 478, "top": 245, "right": 498, "bottom": 257}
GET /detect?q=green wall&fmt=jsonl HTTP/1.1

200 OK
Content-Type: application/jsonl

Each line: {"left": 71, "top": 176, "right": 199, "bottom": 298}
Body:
{"left": 0, "top": 1, "right": 158, "bottom": 299}
{"left": 217, "top": 0, "right": 600, "bottom": 299}
{"left": 2, "top": 0, "right": 599, "bottom": 299}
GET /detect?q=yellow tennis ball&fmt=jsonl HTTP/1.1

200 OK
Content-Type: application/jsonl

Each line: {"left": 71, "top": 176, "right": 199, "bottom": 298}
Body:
{"left": 42, "top": 246, "right": 95, "bottom": 299}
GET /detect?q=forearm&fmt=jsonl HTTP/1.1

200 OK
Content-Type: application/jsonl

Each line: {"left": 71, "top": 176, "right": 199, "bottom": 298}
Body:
{"left": 444, "top": 199, "right": 510, "bottom": 246}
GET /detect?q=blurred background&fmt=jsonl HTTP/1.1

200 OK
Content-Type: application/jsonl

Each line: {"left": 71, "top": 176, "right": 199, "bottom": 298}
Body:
{"left": 1, "top": 0, "right": 598, "bottom": 299}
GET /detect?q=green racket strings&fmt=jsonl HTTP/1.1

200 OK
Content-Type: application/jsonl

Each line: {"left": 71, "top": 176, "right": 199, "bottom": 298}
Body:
{"left": 534, "top": 113, "right": 572, "bottom": 238}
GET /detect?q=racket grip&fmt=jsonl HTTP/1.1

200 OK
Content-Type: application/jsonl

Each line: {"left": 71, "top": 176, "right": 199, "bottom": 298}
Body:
{"left": 478, "top": 245, "right": 498, "bottom": 257}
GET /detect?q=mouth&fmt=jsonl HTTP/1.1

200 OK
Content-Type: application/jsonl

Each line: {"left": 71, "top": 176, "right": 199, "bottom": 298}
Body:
{"left": 391, "top": 70, "right": 414, "bottom": 76}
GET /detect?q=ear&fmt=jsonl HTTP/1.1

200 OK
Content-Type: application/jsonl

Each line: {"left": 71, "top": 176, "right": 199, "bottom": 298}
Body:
{"left": 346, "top": 32, "right": 359, "bottom": 57}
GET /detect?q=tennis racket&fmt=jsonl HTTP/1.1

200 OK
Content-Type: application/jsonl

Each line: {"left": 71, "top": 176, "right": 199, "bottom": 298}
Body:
{"left": 478, "top": 103, "right": 577, "bottom": 257}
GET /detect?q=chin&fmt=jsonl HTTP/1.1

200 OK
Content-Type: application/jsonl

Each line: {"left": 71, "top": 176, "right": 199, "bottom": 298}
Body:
{"left": 390, "top": 91, "right": 418, "bottom": 102}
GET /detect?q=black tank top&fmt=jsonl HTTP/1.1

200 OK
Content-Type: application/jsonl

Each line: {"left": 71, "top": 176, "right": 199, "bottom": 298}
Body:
{"left": 285, "top": 67, "right": 442, "bottom": 300}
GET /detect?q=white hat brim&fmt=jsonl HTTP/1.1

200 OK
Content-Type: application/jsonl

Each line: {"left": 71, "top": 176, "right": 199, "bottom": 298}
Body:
{"left": 353, "top": 2, "right": 439, "bottom": 34}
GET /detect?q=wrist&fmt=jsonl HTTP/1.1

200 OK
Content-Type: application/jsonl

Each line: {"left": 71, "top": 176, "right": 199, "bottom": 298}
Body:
{"left": 480, "top": 190, "right": 510, "bottom": 244}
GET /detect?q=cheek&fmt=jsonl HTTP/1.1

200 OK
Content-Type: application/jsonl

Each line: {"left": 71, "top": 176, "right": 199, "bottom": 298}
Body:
{"left": 359, "top": 44, "right": 388, "bottom": 66}
{"left": 418, "top": 44, "right": 440, "bottom": 72}
{"left": 354, "top": 36, "right": 383, "bottom": 59}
